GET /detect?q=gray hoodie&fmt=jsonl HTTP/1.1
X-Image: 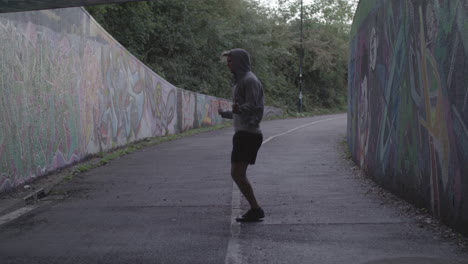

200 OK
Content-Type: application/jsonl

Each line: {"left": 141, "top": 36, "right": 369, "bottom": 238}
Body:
{"left": 220, "top": 49, "right": 264, "bottom": 134}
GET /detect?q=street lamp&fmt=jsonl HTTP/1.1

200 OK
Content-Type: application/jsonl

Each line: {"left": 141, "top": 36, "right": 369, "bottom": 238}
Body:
{"left": 298, "top": 0, "right": 304, "bottom": 113}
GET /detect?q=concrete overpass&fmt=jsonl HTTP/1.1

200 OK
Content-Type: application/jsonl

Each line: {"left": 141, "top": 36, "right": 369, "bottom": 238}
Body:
{"left": 0, "top": 0, "right": 147, "bottom": 13}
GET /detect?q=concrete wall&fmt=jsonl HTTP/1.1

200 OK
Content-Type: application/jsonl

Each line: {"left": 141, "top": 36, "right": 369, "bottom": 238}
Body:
{"left": 0, "top": 0, "right": 146, "bottom": 13}
{"left": 0, "top": 8, "right": 283, "bottom": 193}
{"left": 348, "top": 0, "right": 468, "bottom": 235}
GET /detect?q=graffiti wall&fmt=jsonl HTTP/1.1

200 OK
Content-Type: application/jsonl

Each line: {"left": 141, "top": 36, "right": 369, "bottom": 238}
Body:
{"left": 0, "top": 0, "right": 145, "bottom": 14}
{"left": 348, "top": 0, "right": 468, "bottom": 235}
{"left": 0, "top": 8, "right": 282, "bottom": 193}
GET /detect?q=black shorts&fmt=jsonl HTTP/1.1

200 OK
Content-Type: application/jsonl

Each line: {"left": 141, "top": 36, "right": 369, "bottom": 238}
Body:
{"left": 231, "top": 131, "right": 263, "bottom": 165}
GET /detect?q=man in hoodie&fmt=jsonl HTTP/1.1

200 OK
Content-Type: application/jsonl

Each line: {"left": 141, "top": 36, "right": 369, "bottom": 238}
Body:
{"left": 218, "top": 48, "right": 265, "bottom": 222}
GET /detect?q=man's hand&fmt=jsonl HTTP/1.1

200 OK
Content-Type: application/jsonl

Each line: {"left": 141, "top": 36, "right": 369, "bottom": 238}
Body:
{"left": 232, "top": 103, "right": 240, "bottom": 114}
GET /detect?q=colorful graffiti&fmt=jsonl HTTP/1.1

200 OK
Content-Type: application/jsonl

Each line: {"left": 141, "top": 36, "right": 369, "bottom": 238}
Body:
{"left": 0, "top": 0, "right": 144, "bottom": 13}
{"left": 348, "top": 0, "right": 468, "bottom": 235}
{"left": 0, "top": 8, "right": 283, "bottom": 193}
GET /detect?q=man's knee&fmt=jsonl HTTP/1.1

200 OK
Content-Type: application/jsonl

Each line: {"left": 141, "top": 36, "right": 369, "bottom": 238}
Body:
{"left": 231, "top": 162, "right": 248, "bottom": 180}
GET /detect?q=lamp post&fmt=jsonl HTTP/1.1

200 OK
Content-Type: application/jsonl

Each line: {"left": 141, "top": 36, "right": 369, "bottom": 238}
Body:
{"left": 298, "top": 0, "right": 304, "bottom": 113}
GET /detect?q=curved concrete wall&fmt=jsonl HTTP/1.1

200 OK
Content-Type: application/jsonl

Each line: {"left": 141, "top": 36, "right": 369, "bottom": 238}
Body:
{"left": 0, "top": 8, "right": 282, "bottom": 193}
{"left": 348, "top": 0, "right": 468, "bottom": 235}
{"left": 0, "top": 0, "right": 146, "bottom": 13}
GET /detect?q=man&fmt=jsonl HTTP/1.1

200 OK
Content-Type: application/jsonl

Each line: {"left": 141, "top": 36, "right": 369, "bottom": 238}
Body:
{"left": 218, "top": 48, "right": 265, "bottom": 222}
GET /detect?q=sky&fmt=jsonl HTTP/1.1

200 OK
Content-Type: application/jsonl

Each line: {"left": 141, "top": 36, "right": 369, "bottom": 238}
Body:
{"left": 256, "top": 0, "right": 358, "bottom": 23}
{"left": 259, "top": 0, "right": 314, "bottom": 7}
{"left": 258, "top": 0, "right": 358, "bottom": 9}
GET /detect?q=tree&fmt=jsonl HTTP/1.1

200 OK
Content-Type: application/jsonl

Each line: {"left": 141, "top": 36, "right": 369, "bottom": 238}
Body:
{"left": 86, "top": 0, "right": 356, "bottom": 111}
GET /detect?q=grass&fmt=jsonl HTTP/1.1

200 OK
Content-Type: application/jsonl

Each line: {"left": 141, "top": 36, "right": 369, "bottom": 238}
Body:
{"left": 66, "top": 122, "right": 233, "bottom": 180}
{"left": 341, "top": 137, "right": 353, "bottom": 160}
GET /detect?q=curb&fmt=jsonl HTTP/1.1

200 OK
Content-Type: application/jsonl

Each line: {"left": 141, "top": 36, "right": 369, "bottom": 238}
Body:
{"left": 0, "top": 176, "right": 65, "bottom": 222}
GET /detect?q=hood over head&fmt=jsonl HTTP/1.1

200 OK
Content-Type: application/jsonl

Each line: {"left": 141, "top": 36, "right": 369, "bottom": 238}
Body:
{"left": 225, "top": 48, "right": 252, "bottom": 81}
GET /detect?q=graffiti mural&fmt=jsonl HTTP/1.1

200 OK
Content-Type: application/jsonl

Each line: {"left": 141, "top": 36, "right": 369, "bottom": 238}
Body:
{"left": 348, "top": 0, "right": 468, "bottom": 235}
{"left": 0, "top": 8, "right": 283, "bottom": 193}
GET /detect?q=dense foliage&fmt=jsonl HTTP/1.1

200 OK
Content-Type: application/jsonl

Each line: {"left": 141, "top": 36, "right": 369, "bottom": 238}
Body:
{"left": 86, "top": 0, "right": 356, "bottom": 112}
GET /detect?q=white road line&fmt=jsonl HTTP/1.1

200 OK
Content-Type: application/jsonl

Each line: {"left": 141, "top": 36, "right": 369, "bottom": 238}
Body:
{"left": 224, "top": 115, "right": 345, "bottom": 264}
{"left": 224, "top": 185, "right": 242, "bottom": 264}
{"left": 0, "top": 205, "right": 40, "bottom": 226}
{"left": 262, "top": 116, "right": 345, "bottom": 145}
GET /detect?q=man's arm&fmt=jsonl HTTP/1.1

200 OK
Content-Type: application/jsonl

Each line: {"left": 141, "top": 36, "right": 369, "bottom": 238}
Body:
{"left": 237, "top": 78, "right": 263, "bottom": 114}
{"left": 218, "top": 109, "right": 233, "bottom": 119}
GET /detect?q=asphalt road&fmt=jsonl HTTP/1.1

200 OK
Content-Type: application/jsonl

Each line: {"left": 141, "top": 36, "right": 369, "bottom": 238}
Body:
{"left": 0, "top": 114, "right": 467, "bottom": 264}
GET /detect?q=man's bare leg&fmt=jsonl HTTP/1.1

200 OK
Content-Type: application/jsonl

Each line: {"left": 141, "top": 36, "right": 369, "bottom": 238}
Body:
{"left": 231, "top": 162, "right": 260, "bottom": 209}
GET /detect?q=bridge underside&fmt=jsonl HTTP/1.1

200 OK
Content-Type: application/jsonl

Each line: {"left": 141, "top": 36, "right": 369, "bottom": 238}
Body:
{"left": 0, "top": 0, "right": 147, "bottom": 13}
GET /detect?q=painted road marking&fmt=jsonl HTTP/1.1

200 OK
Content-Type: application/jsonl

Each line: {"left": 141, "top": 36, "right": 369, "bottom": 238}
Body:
{"left": 262, "top": 116, "right": 345, "bottom": 145}
{"left": 224, "top": 184, "right": 242, "bottom": 264}
{"left": 224, "top": 115, "right": 346, "bottom": 264}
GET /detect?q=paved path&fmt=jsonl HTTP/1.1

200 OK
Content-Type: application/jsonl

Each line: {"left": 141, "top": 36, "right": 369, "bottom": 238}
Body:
{"left": 0, "top": 114, "right": 467, "bottom": 264}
